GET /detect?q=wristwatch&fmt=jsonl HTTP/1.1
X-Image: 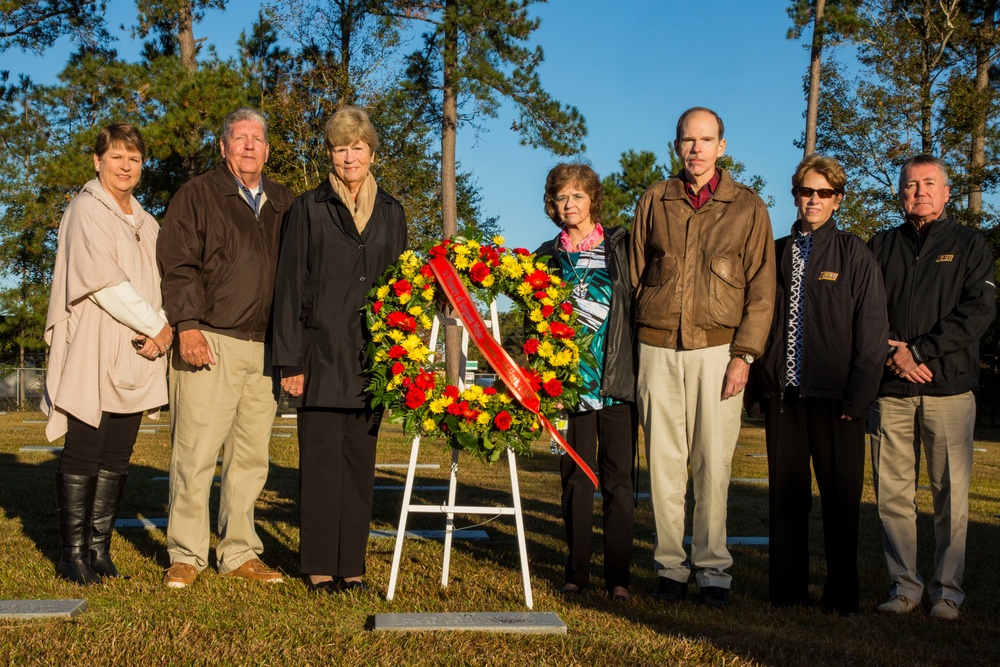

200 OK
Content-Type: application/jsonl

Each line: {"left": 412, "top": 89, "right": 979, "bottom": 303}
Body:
{"left": 734, "top": 352, "right": 755, "bottom": 365}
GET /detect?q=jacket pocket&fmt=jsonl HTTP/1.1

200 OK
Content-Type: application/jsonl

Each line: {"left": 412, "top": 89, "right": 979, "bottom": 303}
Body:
{"left": 111, "top": 331, "right": 152, "bottom": 391}
{"left": 709, "top": 256, "right": 746, "bottom": 327}
{"left": 636, "top": 256, "right": 679, "bottom": 324}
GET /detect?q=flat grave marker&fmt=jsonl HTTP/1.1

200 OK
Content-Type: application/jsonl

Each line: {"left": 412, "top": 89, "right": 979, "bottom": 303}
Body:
{"left": 0, "top": 599, "right": 86, "bottom": 620}
{"left": 372, "top": 612, "right": 566, "bottom": 635}
{"left": 376, "top": 463, "right": 440, "bottom": 470}
{"left": 116, "top": 518, "right": 167, "bottom": 529}
{"left": 683, "top": 536, "right": 768, "bottom": 546}
{"left": 370, "top": 529, "right": 488, "bottom": 541}
{"left": 19, "top": 446, "right": 62, "bottom": 454}
{"left": 374, "top": 485, "right": 450, "bottom": 491}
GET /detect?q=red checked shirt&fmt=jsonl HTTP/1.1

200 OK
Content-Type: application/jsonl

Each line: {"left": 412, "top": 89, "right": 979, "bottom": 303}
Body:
{"left": 684, "top": 169, "right": 720, "bottom": 210}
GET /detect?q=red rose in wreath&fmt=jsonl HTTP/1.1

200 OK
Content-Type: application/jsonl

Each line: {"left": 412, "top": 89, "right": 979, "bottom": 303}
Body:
{"left": 405, "top": 386, "right": 426, "bottom": 409}
{"left": 393, "top": 279, "right": 412, "bottom": 296}
{"left": 469, "top": 261, "right": 491, "bottom": 283}
{"left": 494, "top": 411, "right": 512, "bottom": 431}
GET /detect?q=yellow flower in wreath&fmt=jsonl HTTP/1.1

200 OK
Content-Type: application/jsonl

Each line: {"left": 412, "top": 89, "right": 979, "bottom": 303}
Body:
{"left": 429, "top": 397, "right": 452, "bottom": 414}
{"left": 550, "top": 349, "right": 574, "bottom": 367}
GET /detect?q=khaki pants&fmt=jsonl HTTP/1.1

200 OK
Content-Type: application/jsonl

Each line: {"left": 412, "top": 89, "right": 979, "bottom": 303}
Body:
{"left": 638, "top": 342, "right": 743, "bottom": 589}
{"left": 166, "top": 331, "right": 276, "bottom": 574}
{"left": 870, "top": 392, "right": 975, "bottom": 606}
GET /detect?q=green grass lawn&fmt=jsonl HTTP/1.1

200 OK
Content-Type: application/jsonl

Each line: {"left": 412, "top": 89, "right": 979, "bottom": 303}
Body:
{"left": 0, "top": 410, "right": 998, "bottom": 666}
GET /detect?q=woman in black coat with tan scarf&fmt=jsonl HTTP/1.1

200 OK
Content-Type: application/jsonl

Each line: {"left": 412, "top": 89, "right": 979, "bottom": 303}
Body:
{"left": 273, "top": 106, "right": 407, "bottom": 593}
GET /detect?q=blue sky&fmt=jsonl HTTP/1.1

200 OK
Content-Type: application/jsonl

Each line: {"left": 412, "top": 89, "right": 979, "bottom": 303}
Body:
{"left": 7, "top": 0, "right": 809, "bottom": 251}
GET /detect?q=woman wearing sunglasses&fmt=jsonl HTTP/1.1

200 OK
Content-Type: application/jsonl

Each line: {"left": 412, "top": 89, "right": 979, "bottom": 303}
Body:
{"left": 747, "top": 155, "right": 888, "bottom": 614}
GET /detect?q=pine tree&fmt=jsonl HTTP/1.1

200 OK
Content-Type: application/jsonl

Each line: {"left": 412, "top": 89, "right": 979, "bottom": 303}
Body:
{"left": 787, "top": 0, "right": 864, "bottom": 155}
{"left": 392, "top": 0, "right": 586, "bottom": 380}
{"left": 1, "top": 0, "right": 109, "bottom": 53}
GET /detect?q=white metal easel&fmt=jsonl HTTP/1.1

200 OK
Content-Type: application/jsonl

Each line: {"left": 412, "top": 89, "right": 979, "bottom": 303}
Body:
{"left": 385, "top": 302, "right": 534, "bottom": 608}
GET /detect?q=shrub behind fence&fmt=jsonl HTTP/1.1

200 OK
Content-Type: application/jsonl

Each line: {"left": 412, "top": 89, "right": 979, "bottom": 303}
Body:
{"left": 0, "top": 367, "right": 46, "bottom": 412}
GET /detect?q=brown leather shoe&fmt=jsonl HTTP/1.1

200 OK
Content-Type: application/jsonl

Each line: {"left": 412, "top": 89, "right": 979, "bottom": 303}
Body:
{"left": 164, "top": 562, "right": 198, "bottom": 589}
{"left": 223, "top": 558, "right": 284, "bottom": 583}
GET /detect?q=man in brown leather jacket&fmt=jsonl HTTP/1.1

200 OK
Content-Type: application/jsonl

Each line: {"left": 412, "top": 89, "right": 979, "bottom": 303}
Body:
{"left": 629, "top": 107, "right": 775, "bottom": 609}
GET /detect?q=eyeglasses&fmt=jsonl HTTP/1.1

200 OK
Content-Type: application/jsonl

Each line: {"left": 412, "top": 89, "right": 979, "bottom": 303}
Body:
{"left": 792, "top": 186, "right": 841, "bottom": 199}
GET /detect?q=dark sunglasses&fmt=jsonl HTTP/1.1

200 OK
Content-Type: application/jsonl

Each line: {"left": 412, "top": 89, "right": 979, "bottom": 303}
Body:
{"left": 792, "top": 186, "right": 841, "bottom": 199}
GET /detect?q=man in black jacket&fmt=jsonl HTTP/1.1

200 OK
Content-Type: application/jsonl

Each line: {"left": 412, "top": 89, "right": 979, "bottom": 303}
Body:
{"left": 157, "top": 108, "right": 295, "bottom": 589}
{"left": 869, "top": 154, "right": 996, "bottom": 621}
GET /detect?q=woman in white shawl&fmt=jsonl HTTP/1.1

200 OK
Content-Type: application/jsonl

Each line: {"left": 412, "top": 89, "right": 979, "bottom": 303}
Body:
{"left": 43, "top": 122, "right": 172, "bottom": 585}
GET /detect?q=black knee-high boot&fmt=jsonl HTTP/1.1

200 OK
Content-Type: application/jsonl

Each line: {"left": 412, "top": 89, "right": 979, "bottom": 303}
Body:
{"left": 90, "top": 470, "right": 129, "bottom": 579}
{"left": 55, "top": 472, "right": 103, "bottom": 585}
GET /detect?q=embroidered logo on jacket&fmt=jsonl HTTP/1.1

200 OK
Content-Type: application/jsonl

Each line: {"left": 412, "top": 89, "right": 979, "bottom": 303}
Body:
{"left": 936, "top": 254, "right": 955, "bottom": 263}
{"left": 818, "top": 271, "right": 839, "bottom": 281}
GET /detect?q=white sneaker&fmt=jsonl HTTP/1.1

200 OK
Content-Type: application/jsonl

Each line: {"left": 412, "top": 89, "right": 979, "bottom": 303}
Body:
{"left": 877, "top": 594, "right": 919, "bottom": 614}
{"left": 929, "top": 599, "right": 960, "bottom": 621}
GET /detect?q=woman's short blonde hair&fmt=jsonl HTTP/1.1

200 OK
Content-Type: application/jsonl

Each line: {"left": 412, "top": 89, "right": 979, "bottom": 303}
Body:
{"left": 791, "top": 154, "right": 847, "bottom": 192}
{"left": 324, "top": 106, "right": 380, "bottom": 152}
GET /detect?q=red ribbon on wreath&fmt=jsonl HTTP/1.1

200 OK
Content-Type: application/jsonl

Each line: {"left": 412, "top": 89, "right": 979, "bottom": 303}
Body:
{"left": 428, "top": 255, "right": 599, "bottom": 489}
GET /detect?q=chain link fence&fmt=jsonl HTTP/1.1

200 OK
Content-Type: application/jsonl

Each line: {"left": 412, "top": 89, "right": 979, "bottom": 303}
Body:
{"left": 0, "top": 367, "right": 46, "bottom": 412}
{"left": 6, "top": 367, "right": 1000, "bottom": 429}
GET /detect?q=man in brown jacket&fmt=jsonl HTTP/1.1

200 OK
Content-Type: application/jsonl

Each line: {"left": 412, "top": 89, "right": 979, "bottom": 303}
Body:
{"left": 629, "top": 107, "right": 775, "bottom": 609}
{"left": 157, "top": 108, "right": 295, "bottom": 589}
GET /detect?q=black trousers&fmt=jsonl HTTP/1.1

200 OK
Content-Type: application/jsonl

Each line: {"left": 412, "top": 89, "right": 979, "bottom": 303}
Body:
{"left": 297, "top": 406, "right": 382, "bottom": 577}
{"left": 560, "top": 402, "right": 636, "bottom": 591}
{"left": 59, "top": 411, "right": 143, "bottom": 476}
{"left": 763, "top": 395, "right": 865, "bottom": 613}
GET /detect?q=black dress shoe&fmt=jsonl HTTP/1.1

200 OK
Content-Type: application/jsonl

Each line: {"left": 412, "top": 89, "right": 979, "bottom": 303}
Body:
{"left": 700, "top": 586, "right": 730, "bottom": 609}
{"left": 336, "top": 579, "right": 368, "bottom": 592}
{"left": 308, "top": 580, "right": 338, "bottom": 594}
{"left": 650, "top": 576, "right": 687, "bottom": 603}
{"left": 557, "top": 584, "right": 583, "bottom": 597}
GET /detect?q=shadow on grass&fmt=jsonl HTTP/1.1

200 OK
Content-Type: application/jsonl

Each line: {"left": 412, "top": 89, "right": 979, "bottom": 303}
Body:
{"left": 0, "top": 450, "right": 302, "bottom": 579}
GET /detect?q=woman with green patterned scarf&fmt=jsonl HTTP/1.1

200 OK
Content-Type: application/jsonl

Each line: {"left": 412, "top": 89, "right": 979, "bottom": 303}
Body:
{"left": 535, "top": 163, "right": 638, "bottom": 602}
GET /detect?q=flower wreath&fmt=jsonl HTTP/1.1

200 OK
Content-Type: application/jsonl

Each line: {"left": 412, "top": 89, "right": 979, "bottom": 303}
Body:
{"left": 364, "top": 235, "right": 592, "bottom": 462}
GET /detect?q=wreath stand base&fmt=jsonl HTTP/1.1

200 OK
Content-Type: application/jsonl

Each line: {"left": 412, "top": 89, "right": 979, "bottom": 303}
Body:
{"left": 386, "top": 304, "right": 534, "bottom": 609}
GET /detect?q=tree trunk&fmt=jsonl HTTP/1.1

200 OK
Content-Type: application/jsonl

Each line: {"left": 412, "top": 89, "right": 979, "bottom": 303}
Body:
{"left": 804, "top": 0, "right": 826, "bottom": 156}
{"left": 177, "top": 0, "right": 196, "bottom": 73}
{"left": 18, "top": 338, "right": 24, "bottom": 410}
{"left": 442, "top": 0, "right": 462, "bottom": 384}
{"left": 18, "top": 266, "right": 25, "bottom": 409}
{"left": 339, "top": 0, "right": 355, "bottom": 104}
{"left": 177, "top": 0, "right": 199, "bottom": 180}
{"left": 968, "top": 4, "right": 996, "bottom": 226}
